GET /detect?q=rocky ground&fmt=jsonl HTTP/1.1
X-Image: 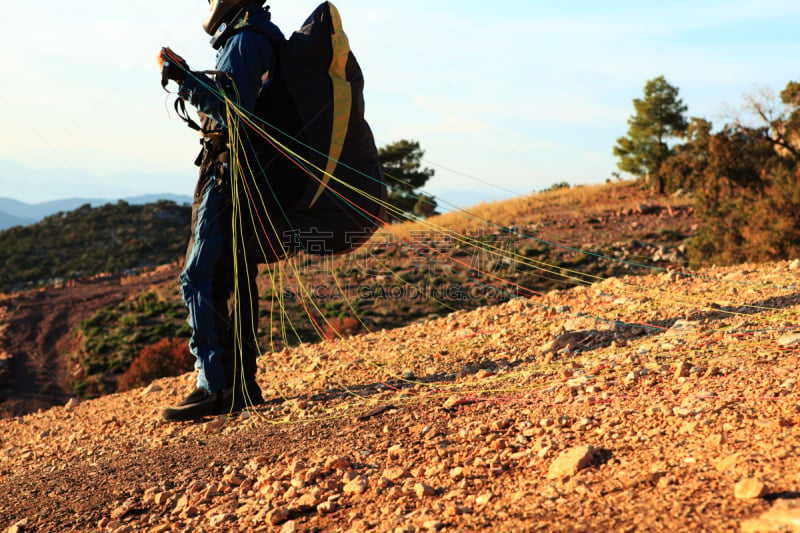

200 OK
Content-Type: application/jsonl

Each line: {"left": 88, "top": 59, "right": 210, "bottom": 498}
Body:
{"left": 2, "top": 260, "right": 800, "bottom": 532}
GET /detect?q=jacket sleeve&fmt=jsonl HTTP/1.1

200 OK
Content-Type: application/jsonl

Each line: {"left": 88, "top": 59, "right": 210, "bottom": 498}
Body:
{"left": 179, "top": 31, "right": 275, "bottom": 128}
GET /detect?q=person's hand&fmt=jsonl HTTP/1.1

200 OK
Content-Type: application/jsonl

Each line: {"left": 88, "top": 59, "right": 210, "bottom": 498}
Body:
{"left": 158, "top": 47, "right": 189, "bottom": 88}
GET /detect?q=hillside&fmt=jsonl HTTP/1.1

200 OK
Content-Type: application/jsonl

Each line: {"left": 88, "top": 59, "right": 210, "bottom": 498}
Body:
{"left": 1, "top": 260, "right": 799, "bottom": 532}
{"left": 0, "top": 182, "right": 699, "bottom": 415}
{"left": 0, "top": 200, "right": 191, "bottom": 293}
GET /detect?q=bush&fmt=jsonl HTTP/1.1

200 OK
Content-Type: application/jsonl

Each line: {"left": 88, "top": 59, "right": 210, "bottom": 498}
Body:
{"left": 687, "top": 126, "right": 800, "bottom": 266}
{"left": 117, "top": 337, "right": 194, "bottom": 392}
{"left": 321, "top": 316, "right": 361, "bottom": 339}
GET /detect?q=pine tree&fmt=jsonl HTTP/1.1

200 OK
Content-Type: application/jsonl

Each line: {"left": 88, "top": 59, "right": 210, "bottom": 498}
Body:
{"left": 614, "top": 76, "right": 688, "bottom": 192}
{"left": 377, "top": 140, "right": 436, "bottom": 221}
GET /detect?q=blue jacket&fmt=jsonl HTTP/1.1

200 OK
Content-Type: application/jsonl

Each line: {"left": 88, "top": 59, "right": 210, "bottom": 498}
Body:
{"left": 179, "top": 6, "right": 284, "bottom": 129}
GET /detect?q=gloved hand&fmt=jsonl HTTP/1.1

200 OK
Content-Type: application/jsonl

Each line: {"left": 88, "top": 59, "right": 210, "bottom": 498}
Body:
{"left": 158, "top": 47, "right": 189, "bottom": 88}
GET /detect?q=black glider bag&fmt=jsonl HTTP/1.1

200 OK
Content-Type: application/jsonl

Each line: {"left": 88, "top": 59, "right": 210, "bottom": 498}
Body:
{"left": 253, "top": 2, "right": 385, "bottom": 214}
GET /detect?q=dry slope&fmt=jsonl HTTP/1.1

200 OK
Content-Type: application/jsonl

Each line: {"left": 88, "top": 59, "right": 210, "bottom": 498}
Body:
{"left": 1, "top": 261, "right": 800, "bottom": 532}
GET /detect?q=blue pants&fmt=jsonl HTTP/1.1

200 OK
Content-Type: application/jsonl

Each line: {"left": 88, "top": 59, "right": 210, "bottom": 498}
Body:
{"left": 181, "top": 175, "right": 259, "bottom": 393}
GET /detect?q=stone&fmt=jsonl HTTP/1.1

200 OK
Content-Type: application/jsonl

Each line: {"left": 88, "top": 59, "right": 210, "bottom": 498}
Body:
{"left": 267, "top": 506, "right": 290, "bottom": 526}
{"left": 777, "top": 333, "right": 800, "bottom": 347}
{"left": 7, "top": 519, "right": 28, "bottom": 533}
{"left": 740, "top": 499, "right": 800, "bottom": 532}
{"left": 673, "top": 361, "right": 692, "bottom": 380}
{"left": 64, "top": 398, "right": 80, "bottom": 411}
{"left": 110, "top": 499, "right": 134, "bottom": 520}
{"left": 383, "top": 467, "right": 410, "bottom": 482}
{"left": 317, "top": 501, "right": 337, "bottom": 515}
{"left": 304, "top": 466, "right": 323, "bottom": 483}
{"left": 475, "top": 493, "right": 492, "bottom": 507}
{"left": 445, "top": 502, "right": 472, "bottom": 516}
{"left": 387, "top": 445, "right": 404, "bottom": 459}
{"left": 443, "top": 395, "right": 476, "bottom": 410}
{"left": 325, "top": 455, "right": 352, "bottom": 471}
{"left": 423, "top": 520, "right": 443, "bottom": 531}
{"left": 343, "top": 476, "right": 368, "bottom": 495}
{"left": 293, "top": 492, "right": 321, "bottom": 512}
{"left": 734, "top": 478, "right": 767, "bottom": 500}
{"left": 141, "top": 383, "right": 163, "bottom": 395}
{"left": 415, "top": 482, "right": 435, "bottom": 499}
{"left": 209, "top": 514, "right": 236, "bottom": 528}
{"left": 449, "top": 467, "right": 465, "bottom": 480}
{"left": 281, "top": 521, "right": 298, "bottom": 533}
{"left": 547, "top": 446, "right": 599, "bottom": 480}
{"left": 715, "top": 453, "right": 740, "bottom": 473}
{"left": 665, "top": 320, "right": 700, "bottom": 337}
{"left": 705, "top": 433, "right": 726, "bottom": 447}
{"left": 154, "top": 491, "right": 173, "bottom": 506}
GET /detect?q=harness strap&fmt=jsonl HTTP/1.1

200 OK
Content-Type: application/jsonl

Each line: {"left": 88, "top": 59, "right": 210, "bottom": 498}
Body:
{"left": 175, "top": 98, "right": 202, "bottom": 133}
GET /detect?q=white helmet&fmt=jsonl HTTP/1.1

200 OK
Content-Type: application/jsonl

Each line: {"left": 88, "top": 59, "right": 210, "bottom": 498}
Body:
{"left": 203, "top": 0, "right": 247, "bottom": 36}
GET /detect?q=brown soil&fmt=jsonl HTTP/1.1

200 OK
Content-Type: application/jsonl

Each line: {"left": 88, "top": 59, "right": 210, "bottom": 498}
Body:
{"left": 1, "top": 260, "right": 800, "bottom": 532}
{"left": 0, "top": 266, "right": 179, "bottom": 418}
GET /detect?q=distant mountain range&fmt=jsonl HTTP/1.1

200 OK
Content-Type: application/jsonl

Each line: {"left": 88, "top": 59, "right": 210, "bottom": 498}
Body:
{"left": 0, "top": 194, "right": 193, "bottom": 231}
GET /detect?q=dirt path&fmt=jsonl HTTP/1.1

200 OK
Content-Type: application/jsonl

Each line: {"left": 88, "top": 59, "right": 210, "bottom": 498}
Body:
{"left": 0, "top": 266, "right": 179, "bottom": 418}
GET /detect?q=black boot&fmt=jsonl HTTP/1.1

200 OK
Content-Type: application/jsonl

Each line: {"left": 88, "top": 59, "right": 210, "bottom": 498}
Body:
{"left": 161, "top": 381, "right": 264, "bottom": 422}
{"left": 161, "top": 388, "right": 224, "bottom": 422}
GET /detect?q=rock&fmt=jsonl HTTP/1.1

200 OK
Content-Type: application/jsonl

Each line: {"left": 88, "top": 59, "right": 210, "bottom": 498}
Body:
{"left": 110, "top": 499, "right": 135, "bottom": 520}
{"left": 325, "top": 455, "right": 352, "bottom": 471}
{"left": 777, "top": 333, "right": 800, "bottom": 347}
{"left": 741, "top": 499, "right": 800, "bottom": 532}
{"left": 267, "top": 506, "right": 289, "bottom": 526}
{"left": 209, "top": 514, "right": 236, "bottom": 528}
{"left": 673, "top": 361, "right": 692, "bottom": 380}
{"left": 387, "top": 444, "right": 404, "bottom": 459}
{"left": 141, "top": 383, "right": 163, "bottom": 395}
{"left": 547, "top": 446, "right": 599, "bottom": 480}
{"left": 293, "top": 492, "right": 321, "bottom": 512}
{"left": 204, "top": 415, "right": 227, "bottom": 431}
{"left": 541, "top": 331, "right": 591, "bottom": 354}
{"left": 705, "top": 433, "right": 726, "bottom": 447}
{"left": 290, "top": 460, "right": 307, "bottom": 475}
{"left": 7, "top": 519, "right": 28, "bottom": 533}
{"left": 154, "top": 490, "right": 173, "bottom": 506}
{"left": 423, "top": 520, "right": 443, "bottom": 531}
{"left": 414, "top": 482, "right": 435, "bottom": 499}
{"left": 735, "top": 479, "right": 767, "bottom": 500}
{"left": 491, "top": 418, "right": 513, "bottom": 431}
{"left": 343, "top": 476, "right": 368, "bottom": 495}
{"left": 281, "top": 521, "right": 298, "bottom": 533}
{"left": 383, "top": 467, "right": 410, "bottom": 482}
{"left": 225, "top": 472, "right": 245, "bottom": 486}
{"left": 317, "top": 501, "right": 337, "bottom": 515}
{"left": 445, "top": 502, "right": 472, "bottom": 516}
{"left": 64, "top": 398, "right": 80, "bottom": 411}
{"left": 475, "top": 493, "right": 492, "bottom": 507}
{"left": 665, "top": 320, "right": 699, "bottom": 337}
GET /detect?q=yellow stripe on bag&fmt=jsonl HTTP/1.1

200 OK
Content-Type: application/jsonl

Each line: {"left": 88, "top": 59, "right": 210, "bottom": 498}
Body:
{"left": 307, "top": 2, "right": 352, "bottom": 208}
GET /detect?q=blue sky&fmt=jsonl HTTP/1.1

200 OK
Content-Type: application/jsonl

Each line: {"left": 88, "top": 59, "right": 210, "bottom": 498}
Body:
{"left": 2, "top": 1, "right": 800, "bottom": 207}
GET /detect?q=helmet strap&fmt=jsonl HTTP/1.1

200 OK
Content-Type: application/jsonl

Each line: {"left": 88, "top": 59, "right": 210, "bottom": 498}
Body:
{"left": 209, "top": 6, "right": 248, "bottom": 50}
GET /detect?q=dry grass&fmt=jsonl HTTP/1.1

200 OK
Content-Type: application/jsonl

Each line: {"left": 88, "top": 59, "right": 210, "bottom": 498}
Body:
{"left": 388, "top": 180, "right": 689, "bottom": 240}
